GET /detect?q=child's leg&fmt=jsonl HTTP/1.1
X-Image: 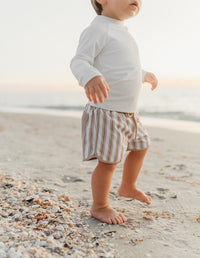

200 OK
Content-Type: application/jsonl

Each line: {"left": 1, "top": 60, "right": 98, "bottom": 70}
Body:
{"left": 90, "top": 160, "right": 127, "bottom": 224}
{"left": 118, "top": 148, "right": 152, "bottom": 205}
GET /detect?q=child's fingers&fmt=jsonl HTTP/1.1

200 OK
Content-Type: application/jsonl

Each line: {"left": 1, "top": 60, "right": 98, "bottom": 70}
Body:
{"left": 89, "top": 84, "right": 108, "bottom": 103}
{"left": 151, "top": 81, "right": 158, "bottom": 90}
{"left": 100, "top": 84, "right": 109, "bottom": 99}
{"left": 85, "top": 87, "right": 92, "bottom": 101}
{"left": 86, "top": 92, "right": 93, "bottom": 101}
{"left": 95, "top": 87, "right": 104, "bottom": 103}
{"left": 151, "top": 84, "right": 155, "bottom": 90}
{"left": 90, "top": 87, "right": 99, "bottom": 104}
{"left": 104, "top": 81, "right": 110, "bottom": 92}
{"left": 84, "top": 77, "right": 109, "bottom": 104}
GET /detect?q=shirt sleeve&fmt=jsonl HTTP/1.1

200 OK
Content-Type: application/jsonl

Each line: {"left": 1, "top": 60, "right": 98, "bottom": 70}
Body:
{"left": 70, "top": 25, "right": 108, "bottom": 87}
{"left": 142, "top": 69, "right": 147, "bottom": 83}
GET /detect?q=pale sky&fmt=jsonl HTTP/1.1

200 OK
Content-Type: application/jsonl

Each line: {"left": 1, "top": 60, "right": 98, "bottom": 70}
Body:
{"left": 0, "top": 0, "right": 200, "bottom": 92}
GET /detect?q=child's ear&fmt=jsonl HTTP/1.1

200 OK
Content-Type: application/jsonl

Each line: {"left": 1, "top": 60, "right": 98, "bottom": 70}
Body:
{"left": 96, "top": 0, "right": 107, "bottom": 6}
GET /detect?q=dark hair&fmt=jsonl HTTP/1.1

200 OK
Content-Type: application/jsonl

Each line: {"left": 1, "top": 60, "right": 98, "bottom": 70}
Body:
{"left": 91, "top": 0, "right": 103, "bottom": 15}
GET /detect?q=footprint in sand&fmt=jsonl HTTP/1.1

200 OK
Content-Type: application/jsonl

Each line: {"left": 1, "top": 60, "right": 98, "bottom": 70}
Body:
{"left": 145, "top": 189, "right": 177, "bottom": 199}
{"left": 62, "top": 175, "right": 85, "bottom": 183}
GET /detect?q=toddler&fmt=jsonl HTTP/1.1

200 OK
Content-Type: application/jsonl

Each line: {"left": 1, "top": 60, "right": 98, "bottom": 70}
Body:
{"left": 70, "top": 0, "right": 158, "bottom": 225}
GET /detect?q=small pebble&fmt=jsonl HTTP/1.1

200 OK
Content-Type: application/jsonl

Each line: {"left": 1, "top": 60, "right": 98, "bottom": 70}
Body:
{"left": 26, "top": 196, "right": 34, "bottom": 202}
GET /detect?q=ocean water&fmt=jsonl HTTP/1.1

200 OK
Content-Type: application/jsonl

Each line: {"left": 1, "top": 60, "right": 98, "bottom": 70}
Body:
{"left": 0, "top": 86, "right": 200, "bottom": 133}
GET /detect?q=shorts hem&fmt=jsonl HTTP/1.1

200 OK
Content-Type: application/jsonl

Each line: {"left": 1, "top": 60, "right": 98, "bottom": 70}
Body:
{"left": 82, "top": 155, "right": 122, "bottom": 164}
{"left": 127, "top": 143, "right": 150, "bottom": 151}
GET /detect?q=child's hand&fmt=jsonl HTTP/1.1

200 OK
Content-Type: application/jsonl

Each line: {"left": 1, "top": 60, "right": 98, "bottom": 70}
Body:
{"left": 84, "top": 76, "right": 110, "bottom": 104}
{"left": 144, "top": 72, "right": 158, "bottom": 90}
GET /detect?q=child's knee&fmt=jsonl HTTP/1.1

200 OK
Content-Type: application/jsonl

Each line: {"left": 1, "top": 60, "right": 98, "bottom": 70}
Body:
{"left": 98, "top": 160, "right": 118, "bottom": 170}
{"left": 143, "top": 146, "right": 149, "bottom": 152}
{"left": 141, "top": 147, "right": 149, "bottom": 154}
{"left": 130, "top": 147, "right": 149, "bottom": 156}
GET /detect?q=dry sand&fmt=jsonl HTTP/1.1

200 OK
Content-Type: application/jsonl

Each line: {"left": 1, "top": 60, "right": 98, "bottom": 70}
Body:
{"left": 0, "top": 111, "right": 200, "bottom": 257}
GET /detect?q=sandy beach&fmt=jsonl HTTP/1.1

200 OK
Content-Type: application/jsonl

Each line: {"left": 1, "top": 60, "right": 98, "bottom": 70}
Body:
{"left": 0, "top": 111, "right": 200, "bottom": 257}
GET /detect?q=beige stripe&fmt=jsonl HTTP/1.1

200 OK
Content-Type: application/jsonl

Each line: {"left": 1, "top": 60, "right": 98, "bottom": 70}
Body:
{"left": 90, "top": 108, "right": 97, "bottom": 155}
{"left": 121, "top": 115, "right": 128, "bottom": 137}
{"left": 86, "top": 108, "right": 92, "bottom": 157}
{"left": 125, "top": 116, "right": 132, "bottom": 141}
{"left": 106, "top": 111, "right": 115, "bottom": 163}
{"left": 137, "top": 125, "right": 142, "bottom": 149}
{"left": 122, "top": 117, "right": 132, "bottom": 159}
{"left": 102, "top": 110, "right": 111, "bottom": 161}
{"left": 85, "top": 105, "right": 93, "bottom": 158}
{"left": 131, "top": 116, "right": 137, "bottom": 141}
{"left": 103, "top": 111, "right": 111, "bottom": 162}
{"left": 99, "top": 109, "right": 107, "bottom": 162}
{"left": 126, "top": 118, "right": 133, "bottom": 141}
{"left": 124, "top": 117, "right": 134, "bottom": 153}
{"left": 114, "top": 113, "right": 122, "bottom": 162}
{"left": 136, "top": 125, "right": 143, "bottom": 149}
{"left": 125, "top": 118, "right": 133, "bottom": 149}
{"left": 95, "top": 107, "right": 100, "bottom": 154}
{"left": 82, "top": 111, "right": 87, "bottom": 159}
{"left": 88, "top": 109, "right": 94, "bottom": 157}
{"left": 116, "top": 114, "right": 128, "bottom": 162}
{"left": 140, "top": 124, "right": 146, "bottom": 149}
{"left": 133, "top": 115, "right": 138, "bottom": 141}
{"left": 96, "top": 108, "right": 103, "bottom": 158}
{"left": 82, "top": 109, "right": 90, "bottom": 160}
{"left": 110, "top": 112, "right": 118, "bottom": 163}
{"left": 141, "top": 129, "right": 149, "bottom": 149}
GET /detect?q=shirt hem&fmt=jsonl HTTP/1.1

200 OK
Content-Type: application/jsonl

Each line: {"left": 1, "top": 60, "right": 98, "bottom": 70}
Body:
{"left": 87, "top": 102, "right": 138, "bottom": 113}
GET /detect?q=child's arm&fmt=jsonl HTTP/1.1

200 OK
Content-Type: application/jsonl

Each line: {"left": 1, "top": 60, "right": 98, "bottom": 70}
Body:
{"left": 70, "top": 26, "right": 109, "bottom": 104}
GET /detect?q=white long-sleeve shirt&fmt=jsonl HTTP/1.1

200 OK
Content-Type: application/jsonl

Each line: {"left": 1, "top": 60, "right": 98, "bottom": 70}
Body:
{"left": 70, "top": 15, "right": 147, "bottom": 113}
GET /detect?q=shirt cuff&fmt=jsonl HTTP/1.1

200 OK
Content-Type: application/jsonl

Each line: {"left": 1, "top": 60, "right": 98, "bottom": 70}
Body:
{"left": 142, "top": 70, "right": 147, "bottom": 83}
{"left": 80, "top": 70, "right": 103, "bottom": 88}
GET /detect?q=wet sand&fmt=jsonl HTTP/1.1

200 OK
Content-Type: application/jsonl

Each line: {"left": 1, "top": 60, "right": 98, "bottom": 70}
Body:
{"left": 0, "top": 111, "right": 200, "bottom": 257}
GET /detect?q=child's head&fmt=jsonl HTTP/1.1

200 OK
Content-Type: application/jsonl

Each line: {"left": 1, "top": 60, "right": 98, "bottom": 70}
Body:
{"left": 91, "top": 0, "right": 141, "bottom": 20}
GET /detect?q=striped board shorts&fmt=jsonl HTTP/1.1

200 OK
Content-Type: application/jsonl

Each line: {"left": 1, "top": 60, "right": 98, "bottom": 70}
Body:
{"left": 81, "top": 103, "right": 150, "bottom": 164}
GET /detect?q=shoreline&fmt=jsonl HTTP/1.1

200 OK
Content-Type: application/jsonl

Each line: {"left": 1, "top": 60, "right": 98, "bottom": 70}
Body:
{"left": 0, "top": 106, "right": 200, "bottom": 134}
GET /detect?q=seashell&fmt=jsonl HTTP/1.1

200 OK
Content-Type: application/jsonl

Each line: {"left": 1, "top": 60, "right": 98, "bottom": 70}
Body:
{"left": 1, "top": 211, "right": 8, "bottom": 218}
{"left": 52, "top": 206, "right": 60, "bottom": 213}
{"left": 52, "top": 231, "right": 63, "bottom": 239}
{"left": 30, "top": 205, "right": 40, "bottom": 209}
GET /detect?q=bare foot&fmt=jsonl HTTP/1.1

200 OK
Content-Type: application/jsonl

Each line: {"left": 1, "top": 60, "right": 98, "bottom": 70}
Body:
{"left": 90, "top": 205, "right": 127, "bottom": 225}
{"left": 118, "top": 186, "right": 152, "bottom": 205}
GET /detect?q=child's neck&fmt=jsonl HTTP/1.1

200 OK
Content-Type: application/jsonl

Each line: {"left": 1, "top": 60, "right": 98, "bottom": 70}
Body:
{"left": 101, "top": 11, "right": 124, "bottom": 22}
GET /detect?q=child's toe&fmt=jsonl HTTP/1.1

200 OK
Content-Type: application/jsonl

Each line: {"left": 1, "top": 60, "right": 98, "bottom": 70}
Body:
{"left": 107, "top": 218, "right": 112, "bottom": 224}
{"left": 116, "top": 215, "right": 122, "bottom": 224}
{"left": 111, "top": 218, "right": 118, "bottom": 224}
{"left": 119, "top": 213, "right": 127, "bottom": 222}
{"left": 146, "top": 196, "right": 151, "bottom": 204}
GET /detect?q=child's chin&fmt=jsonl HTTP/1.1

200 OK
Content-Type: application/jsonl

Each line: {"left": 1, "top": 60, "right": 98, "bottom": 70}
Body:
{"left": 126, "top": 12, "right": 138, "bottom": 19}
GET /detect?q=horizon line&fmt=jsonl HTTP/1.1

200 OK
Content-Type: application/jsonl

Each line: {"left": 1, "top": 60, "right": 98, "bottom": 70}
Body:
{"left": 0, "top": 76, "right": 200, "bottom": 92}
